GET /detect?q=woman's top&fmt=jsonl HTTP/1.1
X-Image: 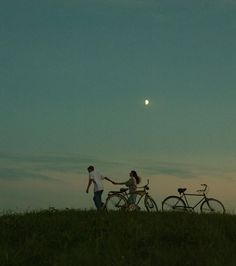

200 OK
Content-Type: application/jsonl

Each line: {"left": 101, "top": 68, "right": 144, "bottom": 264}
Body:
{"left": 125, "top": 176, "right": 137, "bottom": 194}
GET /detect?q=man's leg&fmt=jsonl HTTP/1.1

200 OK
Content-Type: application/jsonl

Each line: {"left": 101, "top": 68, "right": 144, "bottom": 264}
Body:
{"left": 100, "top": 190, "right": 104, "bottom": 209}
{"left": 97, "top": 190, "right": 104, "bottom": 209}
{"left": 93, "top": 190, "right": 103, "bottom": 210}
{"left": 93, "top": 192, "right": 100, "bottom": 209}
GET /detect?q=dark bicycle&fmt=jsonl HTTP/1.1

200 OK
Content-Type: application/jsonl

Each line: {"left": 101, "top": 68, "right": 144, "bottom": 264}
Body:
{"left": 105, "top": 180, "right": 158, "bottom": 212}
{"left": 162, "top": 184, "right": 225, "bottom": 214}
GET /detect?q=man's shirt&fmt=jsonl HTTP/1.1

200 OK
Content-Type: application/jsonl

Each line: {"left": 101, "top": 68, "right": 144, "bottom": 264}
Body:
{"left": 89, "top": 170, "right": 104, "bottom": 192}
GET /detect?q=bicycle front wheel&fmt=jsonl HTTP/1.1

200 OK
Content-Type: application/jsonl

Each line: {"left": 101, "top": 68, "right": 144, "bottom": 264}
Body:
{"left": 144, "top": 196, "right": 158, "bottom": 212}
{"left": 200, "top": 198, "right": 225, "bottom": 214}
{"left": 105, "top": 194, "right": 128, "bottom": 211}
{"left": 162, "top": 196, "right": 186, "bottom": 212}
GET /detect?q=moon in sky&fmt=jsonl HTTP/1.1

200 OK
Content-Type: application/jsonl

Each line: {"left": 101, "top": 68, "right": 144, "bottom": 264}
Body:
{"left": 144, "top": 99, "right": 149, "bottom": 106}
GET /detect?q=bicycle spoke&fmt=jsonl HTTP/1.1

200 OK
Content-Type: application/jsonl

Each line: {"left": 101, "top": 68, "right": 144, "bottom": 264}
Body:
{"left": 200, "top": 198, "right": 225, "bottom": 214}
{"left": 162, "top": 196, "right": 186, "bottom": 212}
{"left": 145, "top": 196, "right": 158, "bottom": 212}
{"left": 105, "top": 194, "right": 128, "bottom": 211}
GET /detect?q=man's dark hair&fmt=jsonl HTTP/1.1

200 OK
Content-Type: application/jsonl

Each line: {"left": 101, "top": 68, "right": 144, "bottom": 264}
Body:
{"left": 87, "top": 165, "right": 94, "bottom": 171}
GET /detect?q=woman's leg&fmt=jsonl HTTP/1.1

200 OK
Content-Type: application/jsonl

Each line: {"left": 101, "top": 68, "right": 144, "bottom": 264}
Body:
{"left": 128, "top": 193, "right": 137, "bottom": 204}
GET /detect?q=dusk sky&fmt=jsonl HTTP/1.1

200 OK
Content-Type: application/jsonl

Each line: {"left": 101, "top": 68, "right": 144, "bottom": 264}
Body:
{"left": 1, "top": 0, "right": 236, "bottom": 212}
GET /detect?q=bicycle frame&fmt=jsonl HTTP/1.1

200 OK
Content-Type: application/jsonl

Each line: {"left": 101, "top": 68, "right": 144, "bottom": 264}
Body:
{"left": 107, "top": 180, "right": 151, "bottom": 209}
{"left": 179, "top": 192, "right": 207, "bottom": 210}
{"left": 119, "top": 189, "right": 148, "bottom": 206}
{"left": 162, "top": 184, "right": 225, "bottom": 214}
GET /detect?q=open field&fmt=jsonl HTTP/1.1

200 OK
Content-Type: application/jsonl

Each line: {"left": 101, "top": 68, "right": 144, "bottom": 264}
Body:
{"left": 1, "top": 209, "right": 236, "bottom": 266}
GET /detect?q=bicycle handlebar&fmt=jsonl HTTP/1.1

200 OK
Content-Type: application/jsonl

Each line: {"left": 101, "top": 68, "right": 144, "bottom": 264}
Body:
{"left": 196, "top": 184, "right": 208, "bottom": 193}
{"left": 137, "top": 179, "right": 149, "bottom": 190}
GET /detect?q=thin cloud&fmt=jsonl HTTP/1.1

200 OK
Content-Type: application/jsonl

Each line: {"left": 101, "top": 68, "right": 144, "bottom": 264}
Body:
{"left": 0, "top": 168, "right": 57, "bottom": 182}
{"left": 56, "top": 0, "right": 161, "bottom": 11}
{"left": 0, "top": 152, "right": 128, "bottom": 178}
{"left": 84, "top": 0, "right": 159, "bottom": 8}
{"left": 137, "top": 159, "right": 236, "bottom": 181}
{"left": 1, "top": 152, "right": 236, "bottom": 182}
{"left": 81, "top": 0, "right": 236, "bottom": 9}
{"left": 141, "top": 165, "right": 197, "bottom": 179}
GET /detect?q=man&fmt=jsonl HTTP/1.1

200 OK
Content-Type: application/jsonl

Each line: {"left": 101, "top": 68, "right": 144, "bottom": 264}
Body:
{"left": 86, "top": 165, "right": 113, "bottom": 210}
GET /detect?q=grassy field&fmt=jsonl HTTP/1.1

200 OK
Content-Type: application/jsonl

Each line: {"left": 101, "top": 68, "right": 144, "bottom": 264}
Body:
{"left": 0, "top": 209, "right": 236, "bottom": 266}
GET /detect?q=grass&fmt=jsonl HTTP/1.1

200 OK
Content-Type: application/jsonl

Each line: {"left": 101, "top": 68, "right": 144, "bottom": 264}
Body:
{"left": 1, "top": 209, "right": 236, "bottom": 266}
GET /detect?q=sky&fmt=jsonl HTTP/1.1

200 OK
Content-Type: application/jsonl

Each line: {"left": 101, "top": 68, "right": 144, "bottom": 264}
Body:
{"left": 1, "top": 0, "right": 236, "bottom": 212}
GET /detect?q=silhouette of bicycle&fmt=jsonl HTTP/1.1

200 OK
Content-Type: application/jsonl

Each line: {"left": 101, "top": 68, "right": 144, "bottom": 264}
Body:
{"left": 105, "top": 180, "right": 158, "bottom": 212}
{"left": 162, "top": 184, "right": 225, "bottom": 214}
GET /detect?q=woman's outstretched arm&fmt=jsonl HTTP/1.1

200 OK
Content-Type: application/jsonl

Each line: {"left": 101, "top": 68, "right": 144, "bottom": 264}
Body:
{"left": 112, "top": 181, "right": 126, "bottom": 185}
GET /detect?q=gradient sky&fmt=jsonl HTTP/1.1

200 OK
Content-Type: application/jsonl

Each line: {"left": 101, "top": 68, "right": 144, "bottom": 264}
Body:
{"left": 1, "top": 0, "right": 236, "bottom": 212}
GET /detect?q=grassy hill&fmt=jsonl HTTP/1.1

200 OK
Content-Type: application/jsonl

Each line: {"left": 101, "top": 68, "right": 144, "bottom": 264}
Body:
{"left": 1, "top": 209, "right": 236, "bottom": 266}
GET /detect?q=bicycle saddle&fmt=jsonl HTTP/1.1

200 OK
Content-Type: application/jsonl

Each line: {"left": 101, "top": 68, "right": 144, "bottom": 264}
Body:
{"left": 108, "top": 191, "right": 121, "bottom": 194}
{"left": 178, "top": 188, "right": 187, "bottom": 194}
{"left": 120, "top": 188, "right": 128, "bottom": 192}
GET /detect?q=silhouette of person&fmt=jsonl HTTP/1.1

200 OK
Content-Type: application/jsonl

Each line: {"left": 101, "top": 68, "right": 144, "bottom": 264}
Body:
{"left": 86, "top": 165, "right": 113, "bottom": 210}
{"left": 112, "top": 170, "right": 141, "bottom": 205}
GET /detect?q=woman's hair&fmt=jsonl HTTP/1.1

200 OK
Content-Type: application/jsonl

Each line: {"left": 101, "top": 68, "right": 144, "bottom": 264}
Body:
{"left": 131, "top": 170, "right": 141, "bottom": 184}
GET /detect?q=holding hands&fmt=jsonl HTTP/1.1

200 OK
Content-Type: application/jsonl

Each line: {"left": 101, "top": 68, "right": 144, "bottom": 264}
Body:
{"left": 104, "top": 177, "right": 117, "bottom": 185}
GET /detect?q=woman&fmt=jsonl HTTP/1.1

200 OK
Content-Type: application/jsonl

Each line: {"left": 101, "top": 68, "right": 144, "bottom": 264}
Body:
{"left": 112, "top": 170, "right": 141, "bottom": 205}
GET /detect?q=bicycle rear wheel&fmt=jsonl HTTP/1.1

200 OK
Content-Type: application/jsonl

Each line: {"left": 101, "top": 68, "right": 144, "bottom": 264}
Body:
{"left": 200, "top": 198, "right": 225, "bottom": 214}
{"left": 105, "top": 194, "right": 128, "bottom": 211}
{"left": 144, "top": 196, "right": 158, "bottom": 212}
{"left": 162, "top": 196, "right": 186, "bottom": 212}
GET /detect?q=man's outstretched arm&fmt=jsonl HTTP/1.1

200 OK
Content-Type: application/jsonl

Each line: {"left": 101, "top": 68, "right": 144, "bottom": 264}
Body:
{"left": 104, "top": 177, "right": 114, "bottom": 183}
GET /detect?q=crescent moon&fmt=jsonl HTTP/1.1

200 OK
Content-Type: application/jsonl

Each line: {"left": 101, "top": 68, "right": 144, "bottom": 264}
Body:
{"left": 145, "top": 99, "right": 149, "bottom": 105}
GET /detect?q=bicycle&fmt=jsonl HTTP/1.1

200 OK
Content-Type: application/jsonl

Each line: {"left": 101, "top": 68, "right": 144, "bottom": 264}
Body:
{"left": 105, "top": 180, "right": 158, "bottom": 212}
{"left": 162, "top": 184, "right": 225, "bottom": 214}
